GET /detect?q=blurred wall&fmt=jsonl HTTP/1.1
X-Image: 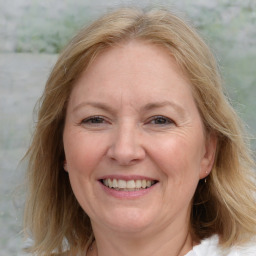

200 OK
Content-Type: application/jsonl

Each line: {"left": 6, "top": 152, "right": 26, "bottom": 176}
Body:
{"left": 0, "top": 1, "right": 255, "bottom": 255}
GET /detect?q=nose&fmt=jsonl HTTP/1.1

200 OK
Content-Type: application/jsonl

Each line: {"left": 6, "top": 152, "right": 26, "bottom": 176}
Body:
{"left": 106, "top": 122, "right": 146, "bottom": 166}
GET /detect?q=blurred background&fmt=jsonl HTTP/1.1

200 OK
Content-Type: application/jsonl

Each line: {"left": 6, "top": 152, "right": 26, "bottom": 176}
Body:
{"left": 0, "top": 0, "right": 255, "bottom": 255}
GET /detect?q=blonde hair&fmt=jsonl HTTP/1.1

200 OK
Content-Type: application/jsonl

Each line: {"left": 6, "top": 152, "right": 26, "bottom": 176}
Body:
{"left": 24, "top": 7, "right": 256, "bottom": 255}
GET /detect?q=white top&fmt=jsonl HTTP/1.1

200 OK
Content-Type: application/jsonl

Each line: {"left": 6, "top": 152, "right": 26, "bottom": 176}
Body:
{"left": 185, "top": 235, "right": 256, "bottom": 256}
{"left": 81, "top": 235, "right": 256, "bottom": 256}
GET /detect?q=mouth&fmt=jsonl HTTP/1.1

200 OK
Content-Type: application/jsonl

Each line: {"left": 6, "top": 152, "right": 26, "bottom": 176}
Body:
{"left": 100, "top": 178, "right": 158, "bottom": 191}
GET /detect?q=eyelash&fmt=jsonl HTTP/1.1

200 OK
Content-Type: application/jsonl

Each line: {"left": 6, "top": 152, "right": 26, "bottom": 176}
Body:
{"left": 147, "top": 115, "right": 174, "bottom": 126}
{"left": 81, "top": 115, "right": 174, "bottom": 126}
{"left": 81, "top": 116, "right": 107, "bottom": 125}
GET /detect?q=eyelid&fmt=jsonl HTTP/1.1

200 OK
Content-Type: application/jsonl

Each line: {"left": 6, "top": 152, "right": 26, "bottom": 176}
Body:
{"left": 147, "top": 115, "right": 175, "bottom": 125}
{"left": 79, "top": 115, "right": 175, "bottom": 127}
{"left": 81, "top": 115, "right": 109, "bottom": 125}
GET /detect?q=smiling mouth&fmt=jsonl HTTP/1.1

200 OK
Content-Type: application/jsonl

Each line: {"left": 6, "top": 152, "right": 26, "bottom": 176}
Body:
{"left": 100, "top": 178, "right": 158, "bottom": 191}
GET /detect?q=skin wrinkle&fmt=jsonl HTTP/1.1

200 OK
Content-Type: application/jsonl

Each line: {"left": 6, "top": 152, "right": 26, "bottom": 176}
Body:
{"left": 63, "top": 40, "right": 216, "bottom": 256}
{"left": 23, "top": 9, "right": 256, "bottom": 255}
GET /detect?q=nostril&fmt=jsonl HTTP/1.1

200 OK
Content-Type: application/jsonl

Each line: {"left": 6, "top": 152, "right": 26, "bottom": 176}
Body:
{"left": 106, "top": 148, "right": 146, "bottom": 166}
{"left": 106, "top": 130, "right": 146, "bottom": 165}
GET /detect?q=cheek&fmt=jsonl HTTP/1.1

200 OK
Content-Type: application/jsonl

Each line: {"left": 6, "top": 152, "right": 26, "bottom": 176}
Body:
{"left": 63, "top": 129, "right": 107, "bottom": 174}
{"left": 149, "top": 132, "right": 204, "bottom": 182}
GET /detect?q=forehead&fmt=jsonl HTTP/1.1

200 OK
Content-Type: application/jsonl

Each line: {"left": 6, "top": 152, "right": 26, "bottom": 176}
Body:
{"left": 82, "top": 40, "right": 188, "bottom": 84}
{"left": 68, "top": 40, "right": 195, "bottom": 111}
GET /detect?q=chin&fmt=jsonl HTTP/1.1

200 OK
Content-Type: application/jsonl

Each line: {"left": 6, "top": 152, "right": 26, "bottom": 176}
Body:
{"left": 99, "top": 207, "right": 157, "bottom": 233}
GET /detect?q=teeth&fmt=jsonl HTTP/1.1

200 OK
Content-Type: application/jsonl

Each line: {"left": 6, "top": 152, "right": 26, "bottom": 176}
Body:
{"left": 112, "top": 179, "right": 118, "bottom": 188}
{"left": 142, "top": 180, "right": 147, "bottom": 188}
{"left": 135, "top": 180, "right": 142, "bottom": 188}
{"left": 102, "top": 178, "right": 156, "bottom": 190}
{"left": 103, "top": 179, "right": 108, "bottom": 186}
{"left": 108, "top": 178, "right": 112, "bottom": 187}
{"left": 118, "top": 180, "right": 126, "bottom": 188}
{"left": 127, "top": 180, "right": 135, "bottom": 189}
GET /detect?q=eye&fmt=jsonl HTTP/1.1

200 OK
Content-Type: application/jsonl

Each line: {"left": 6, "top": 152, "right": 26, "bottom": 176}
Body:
{"left": 148, "top": 115, "right": 174, "bottom": 125}
{"left": 81, "top": 116, "right": 107, "bottom": 125}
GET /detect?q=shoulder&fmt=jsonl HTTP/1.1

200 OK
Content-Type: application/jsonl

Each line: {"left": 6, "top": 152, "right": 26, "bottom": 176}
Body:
{"left": 187, "top": 235, "right": 256, "bottom": 256}
{"left": 230, "top": 241, "right": 256, "bottom": 256}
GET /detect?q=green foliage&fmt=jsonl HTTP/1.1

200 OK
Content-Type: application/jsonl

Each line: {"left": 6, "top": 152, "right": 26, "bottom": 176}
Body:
{"left": 13, "top": 1, "right": 256, "bottom": 55}
{"left": 12, "top": 0, "right": 256, "bottom": 148}
{"left": 221, "top": 49, "right": 256, "bottom": 146}
{"left": 15, "top": 3, "right": 93, "bottom": 53}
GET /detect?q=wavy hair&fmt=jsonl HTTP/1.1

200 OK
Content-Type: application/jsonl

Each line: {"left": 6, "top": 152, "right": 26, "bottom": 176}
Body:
{"left": 24, "top": 7, "right": 256, "bottom": 255}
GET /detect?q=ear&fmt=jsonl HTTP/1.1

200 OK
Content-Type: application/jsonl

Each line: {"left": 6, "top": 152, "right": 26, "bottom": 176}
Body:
{"left": 199, "top": 133, "right": 217, "bottom": 179}
{"left": 63, "top": 160, "right": 68, "bottom": 172}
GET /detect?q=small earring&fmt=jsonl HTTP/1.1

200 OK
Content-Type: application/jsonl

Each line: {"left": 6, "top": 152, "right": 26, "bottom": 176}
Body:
{"left": 205, "top": 170, "right": 209, "bottom": 183}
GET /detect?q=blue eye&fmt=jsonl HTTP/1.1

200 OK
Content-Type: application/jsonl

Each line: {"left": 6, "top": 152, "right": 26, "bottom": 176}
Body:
{"left": 149, "top": 116, "right": 174, "bottom": 125}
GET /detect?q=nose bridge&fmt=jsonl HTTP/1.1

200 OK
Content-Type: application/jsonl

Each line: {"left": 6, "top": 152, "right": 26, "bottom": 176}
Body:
{"left": 107, "top": 120, "right": 145, "bottom": 165}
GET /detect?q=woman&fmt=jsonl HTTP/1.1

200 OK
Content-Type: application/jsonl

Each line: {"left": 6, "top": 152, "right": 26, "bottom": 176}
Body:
{"left": 24, "top": 7, "right": 256, "bottom": 256}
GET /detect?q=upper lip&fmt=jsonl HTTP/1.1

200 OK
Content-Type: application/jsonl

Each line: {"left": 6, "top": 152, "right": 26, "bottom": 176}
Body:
{"left": 98, "top": 175, "right": 158, "bottom": 181}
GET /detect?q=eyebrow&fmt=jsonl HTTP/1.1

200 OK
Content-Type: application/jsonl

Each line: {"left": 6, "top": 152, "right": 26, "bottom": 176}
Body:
{"left": 143, "top": 101, "right": 186, "bottom": 117}
{"left": 72, "top": 100, "right": 186, "bottom": 117}
{"left": 72, "top": 102, "right": 116, "bottom": 114}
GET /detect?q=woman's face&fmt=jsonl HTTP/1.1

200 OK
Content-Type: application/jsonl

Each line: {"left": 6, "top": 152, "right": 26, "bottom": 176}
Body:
{"left": 63, "top": 41, "right": 216, "bottom": 236}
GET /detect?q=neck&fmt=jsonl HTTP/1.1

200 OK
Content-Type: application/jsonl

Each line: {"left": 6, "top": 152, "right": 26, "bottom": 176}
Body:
{"left": 89, "top": 220, "right": 194, "bottom": 256}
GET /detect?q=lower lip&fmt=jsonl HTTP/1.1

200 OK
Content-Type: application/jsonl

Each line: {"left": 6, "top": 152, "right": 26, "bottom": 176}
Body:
{"left": 99, "top": 181, "right": 157, "bottom": 199}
